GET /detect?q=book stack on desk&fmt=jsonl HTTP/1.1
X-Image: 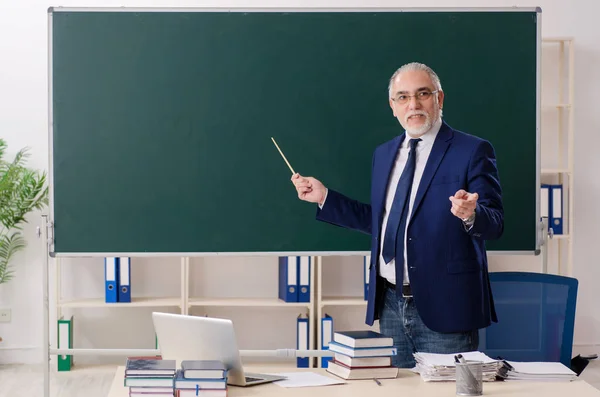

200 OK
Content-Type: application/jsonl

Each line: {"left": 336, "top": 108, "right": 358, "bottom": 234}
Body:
{"left": 174, "top": 360, "right": 228, "bottom": 397}
{"left": 325, "top": 330, "right": 399, "bottom": 380}
{"left": 124, "top": 357, "right": 177, "bottom": 396}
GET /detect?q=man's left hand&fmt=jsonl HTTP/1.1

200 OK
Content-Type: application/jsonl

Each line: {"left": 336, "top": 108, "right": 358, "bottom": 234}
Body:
{"left": 449, "top": 190, "right": 478, "bottom": 220}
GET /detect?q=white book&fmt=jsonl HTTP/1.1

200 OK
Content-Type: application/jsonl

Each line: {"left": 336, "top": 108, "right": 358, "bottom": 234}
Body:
{"left": 334, "top": 353, "right": 391, "bottom": 368}
{"left": 326, "top": 360, "right": 398, "bottom": 380}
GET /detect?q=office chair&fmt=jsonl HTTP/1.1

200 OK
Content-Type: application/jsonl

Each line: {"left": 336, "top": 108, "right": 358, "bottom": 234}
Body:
{"left": 479, "top": 271, "right": 578, "bottom": 368}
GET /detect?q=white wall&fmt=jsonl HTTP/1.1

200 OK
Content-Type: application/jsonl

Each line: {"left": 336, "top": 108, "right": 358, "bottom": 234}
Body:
{"left": 0, "top": 0, "right": 599, "bottom": 365}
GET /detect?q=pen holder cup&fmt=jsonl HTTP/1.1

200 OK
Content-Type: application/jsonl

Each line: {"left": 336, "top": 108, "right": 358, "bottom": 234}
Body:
{"left": 456, "top": 360, "right": 483, "bottom": 396}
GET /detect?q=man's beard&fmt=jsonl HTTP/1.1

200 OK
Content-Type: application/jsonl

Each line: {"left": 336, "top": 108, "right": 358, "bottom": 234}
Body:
{"left": 404, "top": 110, "right": 433, "bottom": 136}
{"left": 403, "top": 100, "right": 442, "bottom": 136}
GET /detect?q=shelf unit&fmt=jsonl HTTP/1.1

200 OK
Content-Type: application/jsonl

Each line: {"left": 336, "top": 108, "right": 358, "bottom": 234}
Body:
{"left": 53, "top": 256, "right": 317, "bottom": 369}
{"left": 540, "top": 37, "right": 575, "bottom": 276}
{"left": 54, "top": 258, "right": 188, "bottom": 318}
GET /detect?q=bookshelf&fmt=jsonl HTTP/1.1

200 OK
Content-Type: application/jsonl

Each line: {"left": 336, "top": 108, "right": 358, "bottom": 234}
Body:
{"left": 53, "top": 255, "right": 317, "bottom": 370}
{"left": 54, "top": 258, "right": 187, "bottom": 318}
{"left": 540, "top": 37, "right": 574, "bottom": 276}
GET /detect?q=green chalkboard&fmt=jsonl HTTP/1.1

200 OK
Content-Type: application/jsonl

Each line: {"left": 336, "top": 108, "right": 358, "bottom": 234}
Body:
{"left": 50, "top": 8, "right": 540, "bottom": 255}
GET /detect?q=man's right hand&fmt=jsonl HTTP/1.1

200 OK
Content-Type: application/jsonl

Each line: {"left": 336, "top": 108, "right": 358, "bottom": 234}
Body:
{"left": 291, "top": 173, "right": 327, "bottom": 205}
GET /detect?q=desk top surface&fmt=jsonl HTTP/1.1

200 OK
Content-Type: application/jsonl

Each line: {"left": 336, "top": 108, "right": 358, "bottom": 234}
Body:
{"left": 107, "top": 365, "right": 600, "bottom": 397}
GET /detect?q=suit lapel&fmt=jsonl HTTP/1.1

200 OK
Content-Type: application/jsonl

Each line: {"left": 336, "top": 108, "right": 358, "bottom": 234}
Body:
{"left": 373, "top": 134, "right": 404, "bottom": 235}
{"left": 410, "top": 121, "right": 454, "bottom": 220}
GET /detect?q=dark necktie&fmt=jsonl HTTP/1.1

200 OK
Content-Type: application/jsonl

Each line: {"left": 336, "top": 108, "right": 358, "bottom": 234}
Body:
{"left": 381, "top": 138, "right": 421, "bottom": 268}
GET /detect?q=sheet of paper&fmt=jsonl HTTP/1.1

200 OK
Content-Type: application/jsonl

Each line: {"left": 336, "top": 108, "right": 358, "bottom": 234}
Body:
{"left": 267, "top": 372, "right": 346, "bottom": 388}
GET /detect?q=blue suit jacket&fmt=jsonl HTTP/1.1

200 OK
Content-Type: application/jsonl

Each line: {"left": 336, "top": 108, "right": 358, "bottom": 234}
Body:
{"left": 316, "top": 120, "right": 503, "bottom": 333}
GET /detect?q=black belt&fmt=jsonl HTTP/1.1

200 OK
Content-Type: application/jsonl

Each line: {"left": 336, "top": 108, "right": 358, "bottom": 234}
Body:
{"left": 383, "top": 278, "right": 413, "bottom": 297}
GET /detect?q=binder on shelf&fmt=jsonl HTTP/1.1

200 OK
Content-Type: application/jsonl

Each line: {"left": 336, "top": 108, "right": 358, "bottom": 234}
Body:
{"left": 540, "top": 184, "right": 550, "bottom": 224}
{"left": 278, "top": 256, "right": 298, "bottom": 302}
{"left": 57, "top": 315, "right": 74, "bottom": 371}
{"left": 550, "top": 184, "right": 563, "bottom": 234}
{"left": 321, "top": 314, "right": 333, "bottom": 368}
{"left": 104, "top": 257, "right": 118, "bottom": 303}
{"left": 363, "top": 255, "right": 370, "bottom": 300}
{"left": 296, "top": 314, "right": 309, "bottom": 368}
{"left": 118, "top": 257, "right": 131, "bottom": 303}
{"left": 298, "top": 256, "right": 311, "bottom": 303}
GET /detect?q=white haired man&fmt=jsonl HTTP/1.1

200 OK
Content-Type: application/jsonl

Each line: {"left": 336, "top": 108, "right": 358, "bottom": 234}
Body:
{"left": 292, "top": 62, "right": 504, "bottom": 367}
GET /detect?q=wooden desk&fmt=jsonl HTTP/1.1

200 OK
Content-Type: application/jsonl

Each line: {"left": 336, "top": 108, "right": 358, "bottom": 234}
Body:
{"left": 108, "top": 366, "right": 600, "bottom": 397}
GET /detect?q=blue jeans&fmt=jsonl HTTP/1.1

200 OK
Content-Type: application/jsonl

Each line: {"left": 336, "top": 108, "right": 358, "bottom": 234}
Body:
{"left": 379, "top": 283, "right": 479, "bottom": 368}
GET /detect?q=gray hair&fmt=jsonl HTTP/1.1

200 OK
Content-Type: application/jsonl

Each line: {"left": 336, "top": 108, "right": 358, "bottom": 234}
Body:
{"left": 388, "top": 62, "right": 443, "bottom": 99}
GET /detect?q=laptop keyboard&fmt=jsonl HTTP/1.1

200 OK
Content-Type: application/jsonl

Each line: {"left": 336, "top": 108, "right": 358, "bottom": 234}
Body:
{"left": 245, "top": 376, "right": 263, "bottom": 383}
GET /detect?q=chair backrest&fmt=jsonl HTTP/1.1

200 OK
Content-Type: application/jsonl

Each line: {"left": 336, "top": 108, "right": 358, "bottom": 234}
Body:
{"left": 479, "top": 271, "right": 578, "bottom": 367}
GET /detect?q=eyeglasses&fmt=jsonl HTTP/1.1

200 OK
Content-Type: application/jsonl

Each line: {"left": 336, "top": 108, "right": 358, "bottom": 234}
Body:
{"left": 391, "top": 90, "right": 439, "bottom": 105}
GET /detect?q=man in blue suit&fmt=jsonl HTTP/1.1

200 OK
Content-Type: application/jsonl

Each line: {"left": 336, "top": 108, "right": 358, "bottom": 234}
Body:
{"left": 291, "top": 62, "right": 503, "bottom": 367}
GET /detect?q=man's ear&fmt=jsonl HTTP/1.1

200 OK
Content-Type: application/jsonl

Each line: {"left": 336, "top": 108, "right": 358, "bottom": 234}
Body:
{"left": 437, "top": 90, "right": 445, "bottom": 109}
{"left": 389, "top": 99, "right": 396, "bottom": 117}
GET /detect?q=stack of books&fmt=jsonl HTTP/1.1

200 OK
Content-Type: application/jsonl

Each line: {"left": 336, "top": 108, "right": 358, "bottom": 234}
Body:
{"left": 124, "top": 357, "right": 177, "bottom": 396}
{"left": 325, "top": 330, "right": 399, "bottom": 380}
{"left": 174, "top": 360, "right": 228, "bottom": 397}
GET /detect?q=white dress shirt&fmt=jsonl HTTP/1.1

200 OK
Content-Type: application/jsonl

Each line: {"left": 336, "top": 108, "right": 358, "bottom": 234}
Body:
{"left": 378, "top": 119, "right": 442, "bottom": 285}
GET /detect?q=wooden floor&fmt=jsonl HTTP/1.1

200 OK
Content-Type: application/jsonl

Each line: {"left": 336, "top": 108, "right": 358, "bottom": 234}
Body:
{"left": 2, "top": 360, "right": 600, "bottom": 397}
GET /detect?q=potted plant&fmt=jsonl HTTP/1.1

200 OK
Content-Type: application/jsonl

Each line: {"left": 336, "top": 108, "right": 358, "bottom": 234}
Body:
{"left": 0, "top": 138, "right": 48, "bottom": 285}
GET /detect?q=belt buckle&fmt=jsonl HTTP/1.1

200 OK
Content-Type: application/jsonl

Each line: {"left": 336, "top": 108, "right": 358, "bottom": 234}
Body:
{"left": 402, "top": 284, "right": 413, "bottom": 298}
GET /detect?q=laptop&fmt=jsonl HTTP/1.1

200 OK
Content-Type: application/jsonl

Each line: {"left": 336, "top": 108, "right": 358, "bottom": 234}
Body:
{"left": 151, "top": 312, "right": 287, "bottom": 387}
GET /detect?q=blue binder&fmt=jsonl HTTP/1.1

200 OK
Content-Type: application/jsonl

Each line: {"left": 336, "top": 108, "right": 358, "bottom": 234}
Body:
{"left": 118, "top": 257, "right": 131, "bottom": 302}
{"left": 550, "top": 184, "right": 563, "bottom": 234}
{"left": 278, "top": 256, "right": 298, "bottom": 302}
{"left": 321, "top": 314, "right": 333, "bottom": 368}
{"left": 298, "top": 256, "right": 311, "bottom": 303}
{"left": 104, "top": 257, "right": 118, "bottom": 303}
{"left": 296, "top": 314, "right": 309, "bottom": 368}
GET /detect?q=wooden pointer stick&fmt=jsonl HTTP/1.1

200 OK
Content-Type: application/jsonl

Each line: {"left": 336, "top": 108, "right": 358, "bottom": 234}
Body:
{"left": 271, "top": 137, "right": 296, "bottom": 175}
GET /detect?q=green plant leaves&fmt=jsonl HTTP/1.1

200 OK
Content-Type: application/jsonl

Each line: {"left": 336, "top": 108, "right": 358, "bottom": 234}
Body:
{"left": 0, "top": 232, "right": 25, "bottom": 284}
{"left": 0, "top": 138, "right": 48, "bottom": 283}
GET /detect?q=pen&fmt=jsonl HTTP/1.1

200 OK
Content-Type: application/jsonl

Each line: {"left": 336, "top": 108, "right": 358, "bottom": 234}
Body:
{"left": 373, "top": 378, "right": 382, "bottom": 386}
